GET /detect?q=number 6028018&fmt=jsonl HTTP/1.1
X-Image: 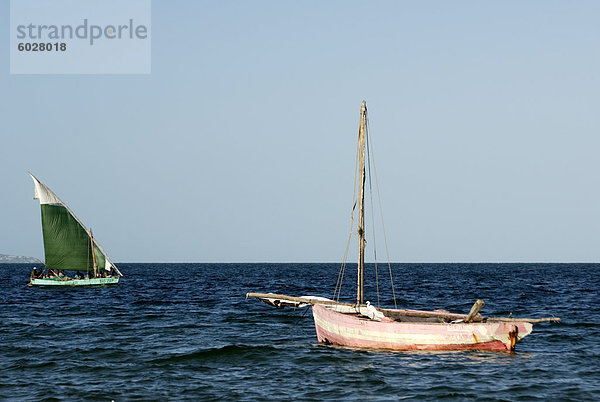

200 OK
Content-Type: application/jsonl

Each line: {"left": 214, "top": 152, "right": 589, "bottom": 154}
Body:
{"left": 18, "top": 43, "right": 67, "bottom": 51}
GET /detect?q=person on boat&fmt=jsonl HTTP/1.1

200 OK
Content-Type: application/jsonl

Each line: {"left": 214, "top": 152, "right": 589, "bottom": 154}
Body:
{"left": 31, "top": 267, "right": 42, "bottom": 279}
{"left": 58, "top": 270, "right": 64, "bottom": 278}
{"left": 75, "top": 271, "right": 83, "bottom": 279}
{"left": 105, "top": 266, "right": 113, "bottom": 277}
{"left": 45, "top": 269, "right": 58, "bottom": 278}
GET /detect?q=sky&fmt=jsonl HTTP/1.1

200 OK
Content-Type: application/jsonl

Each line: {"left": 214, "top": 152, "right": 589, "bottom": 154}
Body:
{"left": 1, "top": 1, "right": 599, "bottom": 263}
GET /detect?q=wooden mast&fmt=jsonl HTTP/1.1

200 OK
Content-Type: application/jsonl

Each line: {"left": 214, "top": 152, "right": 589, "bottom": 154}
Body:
{"left": 357, "top": 101, "right": 367, "bottom": 304}
{"left": 90, "top": 228, "right": 98, "bottom": 278}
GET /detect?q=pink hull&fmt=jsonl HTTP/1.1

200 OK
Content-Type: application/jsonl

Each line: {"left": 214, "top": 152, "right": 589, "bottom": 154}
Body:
{"left": 312, "top": 305, "right": 533, "bottom": 352}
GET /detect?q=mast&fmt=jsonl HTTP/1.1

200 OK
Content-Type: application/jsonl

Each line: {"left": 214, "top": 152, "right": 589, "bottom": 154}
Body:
{"left": 357, "top": 100, "right": 367, "bottom": 305}
{"left": 90, "top": 228, "right": 98, "bottom": 278}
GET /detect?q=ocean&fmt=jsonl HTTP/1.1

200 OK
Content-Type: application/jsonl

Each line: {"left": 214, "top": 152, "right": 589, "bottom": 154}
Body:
{"left": 1, "top": 263, "right": 598, "bottom": 400}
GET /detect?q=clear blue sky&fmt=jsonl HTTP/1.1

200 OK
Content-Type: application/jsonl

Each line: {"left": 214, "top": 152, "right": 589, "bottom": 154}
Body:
{"left": 1, "top": 1, "right": 599, "bottom": 262}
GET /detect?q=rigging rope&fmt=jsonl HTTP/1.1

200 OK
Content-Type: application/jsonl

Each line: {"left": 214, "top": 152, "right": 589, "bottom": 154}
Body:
{"left": 334, "top": 121, "right": 361, "bottom": 302}
{"left": 277, "top": 307, "right": 310, "bottom": 337}
{"left": 367, "top": 116, "right": 398, "bottom": 308}
{"left": 334, "top": 232, "right": 352, "bottom": 302}
{"left": 365, "top": 119, "right": 380, "bottom": 307}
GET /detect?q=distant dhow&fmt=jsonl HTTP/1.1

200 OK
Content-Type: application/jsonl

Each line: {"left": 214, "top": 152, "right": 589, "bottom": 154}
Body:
{"left": 28, "top": 173, "right": 122, "bottom": 286}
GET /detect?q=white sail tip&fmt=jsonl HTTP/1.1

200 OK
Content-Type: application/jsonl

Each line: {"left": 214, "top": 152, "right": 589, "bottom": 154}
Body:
{"left": 29, "top": 173, "right": 63, "bottom": 205}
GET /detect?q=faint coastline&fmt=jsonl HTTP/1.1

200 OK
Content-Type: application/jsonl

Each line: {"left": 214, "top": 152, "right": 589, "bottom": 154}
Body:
{"left": 0, "top": 254, "right": 42, "bottom": 264}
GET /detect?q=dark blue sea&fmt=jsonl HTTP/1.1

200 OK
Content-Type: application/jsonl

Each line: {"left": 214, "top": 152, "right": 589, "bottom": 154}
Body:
{"left": 1, "top": 263, "right": 599, "bottom": 400}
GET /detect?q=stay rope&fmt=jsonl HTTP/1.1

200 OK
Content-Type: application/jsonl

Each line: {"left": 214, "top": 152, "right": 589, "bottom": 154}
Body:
{"left": 333, "top": 124, "right": 361, "bottom": 302}
{"left": 277, "top": 306, "right": 311, "bottom": 337}
{"left": 366, "top": 119, "right": 380, "bottom": 307}
{"left": 367, "top": 117, "right": 398, "bottom": 308}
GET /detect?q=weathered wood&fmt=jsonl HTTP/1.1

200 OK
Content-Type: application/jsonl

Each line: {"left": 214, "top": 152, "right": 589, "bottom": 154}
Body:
{"left": 379, "top": 307, "right": 483, "bottom": 322}
{"left": 356, "top": 101, "right": 367, "bottom": 305}
{"left": 246, "top": 292, "right": 560, "bottom": 324}
{"left": 312, "top": 304, "right": 534, "bottom": 351}
{"left": 246, "top": 293, "right": 357, "bottom": 308}
{"left": 487, "top": 316, "right": 561, "bottom": 323}
{"left": 247, "top": 292, "right": 484, "bottom": 322}
{"left": 465, "top": 299, "right": 485, "bottom": 323}
{"left": 90, "top": 228, "right": 98, "bottom": 278}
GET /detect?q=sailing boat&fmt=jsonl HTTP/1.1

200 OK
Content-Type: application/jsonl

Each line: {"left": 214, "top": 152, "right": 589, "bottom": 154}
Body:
{"left": 28, "top": 173, "right": 122, "bottom": 286}
{"left": 247, "top": 101, "right": 559, "bottom": 352}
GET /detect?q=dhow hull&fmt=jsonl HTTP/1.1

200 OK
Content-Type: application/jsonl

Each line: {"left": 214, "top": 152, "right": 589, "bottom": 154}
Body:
{"left": 312, "top": 304, "right": 532, "bottom": 352}
{"left": 29, "top": 277, "right": 120, "bottom": 287}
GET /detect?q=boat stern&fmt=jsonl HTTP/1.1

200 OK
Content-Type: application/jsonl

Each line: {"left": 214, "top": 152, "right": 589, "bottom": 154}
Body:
{"left": 496, "top": 321, "right": 533, "bottom": 351}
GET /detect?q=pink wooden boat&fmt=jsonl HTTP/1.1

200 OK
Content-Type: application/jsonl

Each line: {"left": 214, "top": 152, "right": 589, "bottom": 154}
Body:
{"left": 312, "top": 304, "right": 531, "bottom": 351}
{"left": 248, "top": 101, "right": 559, "bottom": 352}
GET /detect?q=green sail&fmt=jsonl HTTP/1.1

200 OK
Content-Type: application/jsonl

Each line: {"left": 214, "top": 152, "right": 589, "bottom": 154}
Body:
{"left": 41, "top": 204, "right": 106, "bottom": 271}
{"left": 30, "top": 173, "right": 117, "bottom": 274}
